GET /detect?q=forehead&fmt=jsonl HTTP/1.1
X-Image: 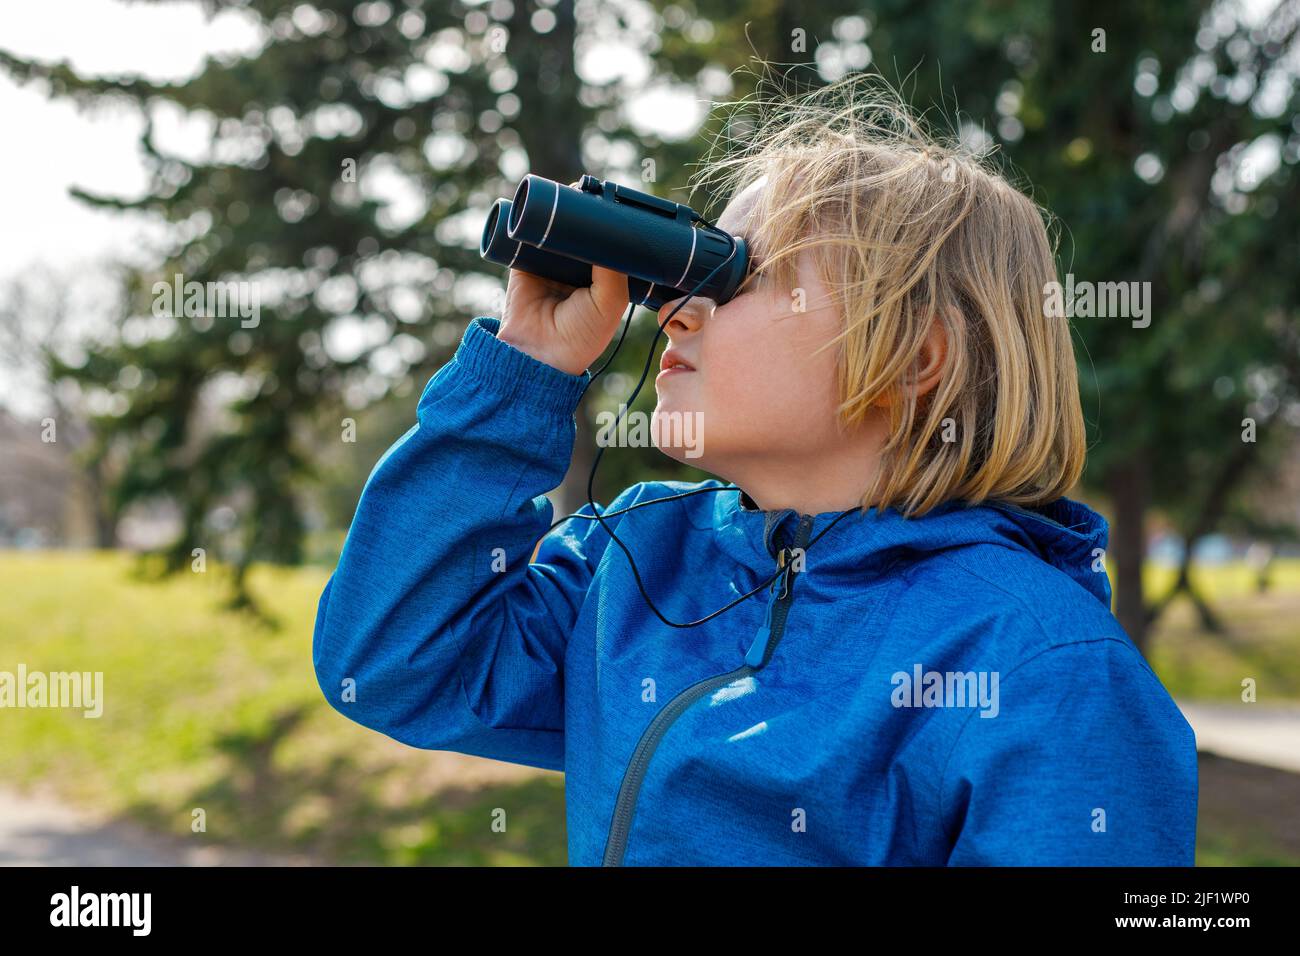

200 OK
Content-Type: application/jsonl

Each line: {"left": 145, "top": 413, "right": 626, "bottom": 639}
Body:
{"left": 715, "top": 176, "right": 766, "bottom": 236}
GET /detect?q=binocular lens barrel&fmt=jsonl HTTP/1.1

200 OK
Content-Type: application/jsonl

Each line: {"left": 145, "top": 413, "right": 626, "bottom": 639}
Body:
{"left": 482, "top": 199, "right": 695, "bottom": 311}
{"left": 480, "top": 173, "right": 749, "bottom": 310}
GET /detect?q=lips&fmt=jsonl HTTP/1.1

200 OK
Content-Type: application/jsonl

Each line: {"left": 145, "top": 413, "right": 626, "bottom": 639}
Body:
{"left": 660, "top": 349, "right": 696, "bottom": 373}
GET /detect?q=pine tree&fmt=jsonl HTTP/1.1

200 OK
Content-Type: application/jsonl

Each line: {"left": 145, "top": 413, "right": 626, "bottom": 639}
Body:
{"left": 0, "top": 0, "right": 699, "bottom": 604}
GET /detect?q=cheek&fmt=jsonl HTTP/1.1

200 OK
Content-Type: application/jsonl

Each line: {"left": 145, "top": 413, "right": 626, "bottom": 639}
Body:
{"left": 698, "top": 302, "right": 787, "bottom": 408}
{"left": 790, "top": 321, "right": 843, "bottom": 419}
{"left": 701, "top": 303, "right": 835, "bottom": 432}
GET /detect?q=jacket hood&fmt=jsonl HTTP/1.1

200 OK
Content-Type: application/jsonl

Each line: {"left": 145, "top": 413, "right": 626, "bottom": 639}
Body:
{"left": 698, "top": 483, "right": 1112, "bottom": 609}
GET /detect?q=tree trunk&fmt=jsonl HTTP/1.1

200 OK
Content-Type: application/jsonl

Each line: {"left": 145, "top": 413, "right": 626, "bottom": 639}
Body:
{"left": 1149, "top": 538, "right": 1223, "bottom": 634}
{"left": 510, "top": 0, "right": 590, "bottom": 527}
{"left": 85, "top": 456, "right": 118, "bottom": 548}
{"left": 1107, "top": 453, "right": 1150, "bottom": 654}
{"left": 556, "top": 398, "right": 597, "bottom": 519}
{"left": 1147, "top": 437, "right": 1256, "bottom": 632}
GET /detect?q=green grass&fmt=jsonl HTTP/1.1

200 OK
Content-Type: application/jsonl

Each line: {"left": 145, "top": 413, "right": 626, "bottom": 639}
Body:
{"left": 0, "top": 551, "right": 566, "bottom": 865}
{"left": 1142, "top": 560, "right": 1300, "bottom": 702}
{"left": 1195, "top": 830, "right": 1300, "bottom": 867}
{"left": 1, "top": 550, "right": 1298, "bottom": 866}
{"left": 1144, "top": 557, "right": 1300, "bottom": 600}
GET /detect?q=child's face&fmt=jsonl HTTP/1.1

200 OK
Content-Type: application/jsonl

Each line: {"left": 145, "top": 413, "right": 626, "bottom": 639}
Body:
{"left": 652, "top": 178, "right": 866, "bottom": 484}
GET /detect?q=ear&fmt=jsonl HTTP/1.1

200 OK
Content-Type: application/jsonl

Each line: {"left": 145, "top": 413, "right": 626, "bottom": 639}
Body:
{"left": 873, "top": 314, "right": 950, "bottom": 408}
{"left": 909, "top": 313, "right": 949, "bottom": 399}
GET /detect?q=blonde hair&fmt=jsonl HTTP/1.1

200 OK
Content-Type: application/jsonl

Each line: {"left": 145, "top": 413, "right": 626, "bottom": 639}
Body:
{"left": 689, "top": 70, "right": 1087, "bottom": 516}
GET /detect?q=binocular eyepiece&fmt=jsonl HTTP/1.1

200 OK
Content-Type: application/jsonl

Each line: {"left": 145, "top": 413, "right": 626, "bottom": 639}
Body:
{"left": 480, "top": 173, "right": 749, "bottom": 311}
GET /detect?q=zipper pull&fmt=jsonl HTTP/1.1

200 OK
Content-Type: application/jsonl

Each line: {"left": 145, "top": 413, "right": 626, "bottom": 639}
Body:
{"left": 744, "top": 555, "right": 793, "bottom": 669}
{"left": 744, "top": 590, "right": 779, "bottom": 668}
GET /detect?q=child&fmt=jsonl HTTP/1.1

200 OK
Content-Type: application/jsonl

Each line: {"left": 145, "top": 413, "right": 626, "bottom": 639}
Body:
{"left": 312, "top": 77, "right": 1197, "bottom": 866}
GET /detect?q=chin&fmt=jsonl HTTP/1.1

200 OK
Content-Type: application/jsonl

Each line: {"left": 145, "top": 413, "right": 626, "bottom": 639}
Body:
{"left": 651, "top": 406, "right": 708, "bottom": 465}
{"left": 652, "top": 445, "right": 714, "bottom": 472}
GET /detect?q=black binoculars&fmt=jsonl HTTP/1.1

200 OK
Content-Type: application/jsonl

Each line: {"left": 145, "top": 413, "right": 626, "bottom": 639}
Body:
{"left": 479, "top": 173, "right": 750, "bottom": 311}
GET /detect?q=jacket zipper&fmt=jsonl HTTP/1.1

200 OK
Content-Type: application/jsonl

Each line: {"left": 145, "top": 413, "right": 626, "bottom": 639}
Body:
{"left": 601, "top": 514, "right": 814, "bottom": 866}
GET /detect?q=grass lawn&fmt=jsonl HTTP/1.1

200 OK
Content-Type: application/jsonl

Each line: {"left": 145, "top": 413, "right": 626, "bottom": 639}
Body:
{"left": 0, "top": 551, "right": 566, "bottom": 865}
{"left": 1144, "top": 561, "right": 1300, "bottom": 702}
{"left": 1, "top": 550, "right": 1297, "bottom": 865}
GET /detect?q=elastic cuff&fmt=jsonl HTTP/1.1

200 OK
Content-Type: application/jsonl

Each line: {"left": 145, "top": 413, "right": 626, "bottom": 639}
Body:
{"left": 450, "top": 316, "right": 592, "bottom": 416}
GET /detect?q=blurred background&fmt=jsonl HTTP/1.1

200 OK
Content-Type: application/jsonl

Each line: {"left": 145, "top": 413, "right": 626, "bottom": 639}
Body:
{"left": 1, "top": 0, "right": 1298, "bottom": 866}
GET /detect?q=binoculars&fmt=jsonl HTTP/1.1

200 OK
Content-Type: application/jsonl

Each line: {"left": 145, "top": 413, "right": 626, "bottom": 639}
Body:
{"left": 480, "top": 173, "right": 750, "bottom": 311}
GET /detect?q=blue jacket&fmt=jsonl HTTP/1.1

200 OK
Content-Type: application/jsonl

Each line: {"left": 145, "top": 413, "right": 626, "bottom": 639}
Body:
{"left": 312, "top": 315, "right": 1199, "bottom": 866}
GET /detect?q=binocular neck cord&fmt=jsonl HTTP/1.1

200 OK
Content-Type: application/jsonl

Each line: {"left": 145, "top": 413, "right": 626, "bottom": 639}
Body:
{"left": 550, "top": 215, "right": 858, "bottom": 631}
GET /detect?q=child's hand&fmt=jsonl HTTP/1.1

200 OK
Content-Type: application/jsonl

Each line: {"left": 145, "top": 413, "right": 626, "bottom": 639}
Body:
{"left": 498, "top": 265, "right": 629, "bottom": 376}
{"left": 497, "top": 183, "right": 630, "bottom": 376}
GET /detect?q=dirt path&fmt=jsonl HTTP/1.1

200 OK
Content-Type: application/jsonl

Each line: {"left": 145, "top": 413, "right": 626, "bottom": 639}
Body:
{"left": 1177, "top": 700, "right": 1300, "bottom": 773}
{"left": 0, "top": 785, "right": 312, "bottom": 866}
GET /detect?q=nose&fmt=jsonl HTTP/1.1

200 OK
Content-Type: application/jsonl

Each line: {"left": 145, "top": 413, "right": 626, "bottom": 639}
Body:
{"left": 657, "top": 294, "right": 714, "bottom": 334}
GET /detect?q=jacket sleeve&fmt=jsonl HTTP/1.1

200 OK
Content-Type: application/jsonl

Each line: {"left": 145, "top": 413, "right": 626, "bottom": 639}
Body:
{"left": 939, "top": 638, "right": 1199, "bottom": 865}
{"left": 312, "top": 315, "right": 628, "bottom": 772}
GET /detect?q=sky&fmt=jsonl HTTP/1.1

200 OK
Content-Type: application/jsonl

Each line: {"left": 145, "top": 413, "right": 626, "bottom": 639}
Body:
{"left": 0, "top": 0, "right": 715, "bottom": 286}
{"left": 0, "top": 1, "right": 266, "bottom": 276}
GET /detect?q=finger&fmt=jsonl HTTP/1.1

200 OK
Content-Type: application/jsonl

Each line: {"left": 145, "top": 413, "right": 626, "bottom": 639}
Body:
{"left": 588, "top": 264, "right": 629, "bottom": 318}
{"left": 510, "top": 268, "right": 573, "bottom": 297}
